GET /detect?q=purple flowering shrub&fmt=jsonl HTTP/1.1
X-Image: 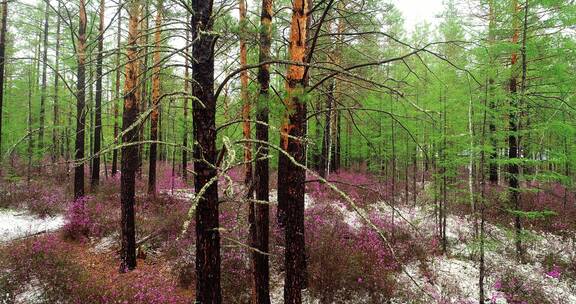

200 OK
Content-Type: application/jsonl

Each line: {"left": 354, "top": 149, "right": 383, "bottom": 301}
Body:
{"left": 0, "top": 235, "right": 99, "bottom": 303}
{"left": 156, "top": 163, "right": 188, "bottom": 191}
{"left": 27, "top": 185, "right": 66, "bottom": 217}
{"left": 63, "top": 196, "right": 116, "bottom": 241}
{"left": 305, "top": 201, "right": 428, "bottom": 302}
{"left": 491, "top": 270, "right": 550, "bottom": 304}
{"left": 306, "top": 170, "right": 392, "bottom": 208}
{"left": 0, "top": 177, "right": 67, "bottom": 217}
{"left": 0, "top": 233, "right": 190, "bottom": 304}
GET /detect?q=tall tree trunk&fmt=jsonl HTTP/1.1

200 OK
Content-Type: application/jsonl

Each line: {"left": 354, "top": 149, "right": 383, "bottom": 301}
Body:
{"left": 478, "top": 78, "right": 490, "bottom": 304}
{"left": 137, "top": 0, "right": 150, "bottom": 178}
{"left": 112, "top": 5, "right": 122, "bottom": 176}
{"left": 88, "top": 57, "right": 94, "bottom": 178}
{"left": 252, "top": 0, "right": 273, "bottom": 302}
{"left": 92, "top": 0, "right": 105, "bottom": 188}
{"left": 0, "top": 0, "right": 7, "bottom": 158}
{"left": 191, "top": 1, "right": 221, "bottom": 303}
{"left": 509, "top": 0, "right": 522, "bottom": 260}
{"left": 239, "top": 0, "right": 258, "bottom": 299}
{"left": 182, "top": 11, "right": 190, "bottom": 182}
{"left": 148, "top": 0, "right": 162, "bottom": 196}
{"left": 38, "top": 0, "right": 49, "bottom": 154}
{"left": 53, "top": 1, "right": 62, "bottom": 160}
{"left": 278, "top": 0, "right": 309, "bottom": 302}
{"left": 442, "top": 92, "right": 448, "bottom": 253}
{"left": 240, "top": 0, "right": 251, "bottom": 189}
{"left": 27, "top": 60, "right": 33, "bottom": 183}
{"left": 120, "top": 0, "right": 141, "bottom": 272}
{"left": 74, "top": 0, "right": 88, "bottom": 199}
{"left": 488, "top": 0, "right": 498, "bottom": 185}
{"left": 320, "top": 83, "right": 333, "bottom": 178}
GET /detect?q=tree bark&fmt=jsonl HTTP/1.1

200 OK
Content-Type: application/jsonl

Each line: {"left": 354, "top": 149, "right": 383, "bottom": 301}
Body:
{"left": 53, "top": 1, "right": 62, "bottom": 159}
{"left": 38, "top": 0, "right": 49, "bottom": 154}
{"left": 240, "top": 0, "right": 251, "bottom": 189}
{"left": 120, "top": 0, "right": 141, "bottom": 272}
{"left": 91, "top": 0, "right": 105, "bottom": 188}
{"left": 182, "top": 12, "right": 190, "bottom": 182}
{"left": 112, "top": 5, "right": 122, "bottom": 176}
{"left": 509, "top": 0, "right": 523, "bottom": 260}
{"left": 148, "top": 0, "right": 162, "bottom": 196}
{"left": 488, "top": 0, "right": 498, "bottom": 185}
{"left": 137, "top": 0, "right": 150, "bottom": 178}
{"left": 252, "top": 0, "right": 273, "bottom": 303}
{"left": 320, "top": 83, "right": 333, "bottom": 178}
{"left": 74, "top": 0, "right": 88, "bottom": 200}
{"left": 0, "top": 0, "right": 7, "bottom": 158}
{"left": 191, "top": 1, "right": 221, "bottom": 303}
{"left": 278, "top": 0, "right": 309, "bottom": 302}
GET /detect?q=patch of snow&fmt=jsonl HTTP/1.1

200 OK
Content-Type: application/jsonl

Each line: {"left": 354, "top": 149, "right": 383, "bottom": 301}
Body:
{"left": 162, "top": 189, "right": 195, "bottom": 201}
{"left": 0, "top": 210, "right": 64, "bottom": 243}
{"left": 269, "top": 273, "right": 320, "bottom": 304}
{"left": 14, "top": 278, "right": 44, "bottom": 304}
{"left": 380, "top": 201, "right": 576, "bottom": 303}
{"left": 89, "top": 234, "right": 118, "bottom": 253}
{"left": 332, "top": 202, "right": 363, "bottom": 230}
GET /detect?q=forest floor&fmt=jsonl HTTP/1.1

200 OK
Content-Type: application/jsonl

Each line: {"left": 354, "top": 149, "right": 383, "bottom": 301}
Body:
{"left": 379, "top": 202, "right": 576, "bottom": 303}
{"left": 1, "top": 167, "right": 576, "bottom": 303}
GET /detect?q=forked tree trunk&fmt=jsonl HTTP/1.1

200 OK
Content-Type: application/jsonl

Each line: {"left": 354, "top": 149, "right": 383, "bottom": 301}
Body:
{"left": 191, "top": 1, "right": 221, "bottom": 303}
{"left": 119, "top": 1, "right": 141, "bottom": 272}
{"left": 278, "top": 0, "right": 309, "bottom": 302}
{"left": 252, "top": 0, "right": 273, "bottom": 303}
{"left": 74, "top": 0, "right": 88, "bottom": 199}
{"left": 92, "top": 0, "right": 105, "bottom": 188}
{"left": 148, "top": 0, "right": 162, "bottom": 196}
{"left": 112, "top": 5, "right": 122, "bottom": 176}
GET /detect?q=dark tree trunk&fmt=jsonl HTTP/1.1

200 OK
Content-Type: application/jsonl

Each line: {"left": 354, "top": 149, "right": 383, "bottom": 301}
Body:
{"left": 38, "top": 0, "right": 49, "bottom": 154}
{"left": 488, "top": 0, "right": 498, "bottom": 185}
{"left": 0, "top": 0, "right": 7, "bottom": 157}
{"left": 119, "top": 1, "right": 140, "bottom": 272}
{"left": 509, "top": 0, "right": 523, "bottom": 260}
{"left": 91, "top": 0, "right": 105, "bottom": 188}
{"left": 320, "top": 84, "right": 333, "bottom": 178}
{"left": 88, "top": 58, "right": 93, "bottom": 179}
{"left": 112, "top": 5, "right": 121, "bottom": 176}
{"left": 148, "top": 0, "right": 162, "bottom": 196}
{"left": 137, "top": 0, "right": 150, "bottom": 179}
{"left": 252, "top": 0, "right": 273, "bottom": 303}
{"left": 333, "top": 109, "right": 341, "bottom": 172}
{"left": 278, "top": 1, "right": 309, "bottom": 303}
{"left": 74, "top": 0, "right": 88, "bottom": 200}
{"left": 182, "top": 12, "right": 190, "bottom": 182}
{"left": 53, "top": 1, "right": 62, "bottom": 159}
{"left": 191, "top": 1, "right": 221, "bottom": 303}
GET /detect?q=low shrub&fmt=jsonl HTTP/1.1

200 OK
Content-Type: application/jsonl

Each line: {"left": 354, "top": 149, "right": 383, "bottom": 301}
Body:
{"left": 492, "top": 270, "right": 551, "bottom": 304}
{"left": 305, "top": 202, "right": 427, "bottom": 303}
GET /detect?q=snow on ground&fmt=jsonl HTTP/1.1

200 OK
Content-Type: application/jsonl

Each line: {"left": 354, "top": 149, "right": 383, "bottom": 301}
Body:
{"left": 13, "top": 278, "right": 44, "bottom": 304}
{"left": 163, "top": 184, "right": 576, "bottom": 303}
{"left": 160, "top": 188, "right": 195, "bottom": 201}
{"left": 375, "top": 202, "right": 576, "bottom": 303}
{"left": 0, "top": 210, "right": 64, "bottom": 243}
